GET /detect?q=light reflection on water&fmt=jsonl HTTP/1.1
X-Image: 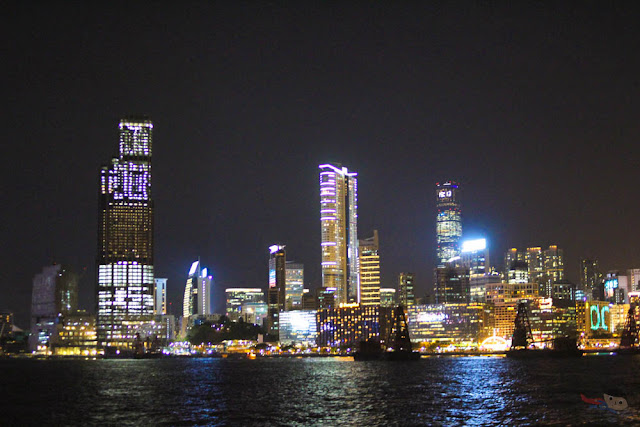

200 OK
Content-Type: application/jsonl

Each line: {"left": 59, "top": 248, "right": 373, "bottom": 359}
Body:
{"left": 2, "top": 356, "right": 640, "bottom": 425}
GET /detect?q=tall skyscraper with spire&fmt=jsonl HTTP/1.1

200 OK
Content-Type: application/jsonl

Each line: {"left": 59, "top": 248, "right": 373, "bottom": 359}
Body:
{"left": 97, "top": 116, "right": 154, "bottom": 349}
{"left": 319, "top": 163, "right": 359, "bottom": 305}
{"left": 436, "top": 181, "right": 462, "bottom": 266}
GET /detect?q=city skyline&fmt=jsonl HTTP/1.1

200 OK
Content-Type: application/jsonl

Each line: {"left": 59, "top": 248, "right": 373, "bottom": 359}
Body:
{"left": 3, "top": 3, "right": 640, "bottom": 326}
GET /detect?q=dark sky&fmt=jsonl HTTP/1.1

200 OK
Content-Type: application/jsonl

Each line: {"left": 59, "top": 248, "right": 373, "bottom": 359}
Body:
{"left": 2, "top": 3, "right": 640, "bottom": 326}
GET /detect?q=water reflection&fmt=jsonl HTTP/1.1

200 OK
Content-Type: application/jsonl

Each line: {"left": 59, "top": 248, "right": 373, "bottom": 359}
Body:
{"left": 3, "top": 356, "right": 640, "bottom": 425}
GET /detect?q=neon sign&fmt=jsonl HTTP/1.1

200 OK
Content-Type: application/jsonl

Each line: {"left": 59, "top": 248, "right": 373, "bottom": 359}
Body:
{"left": 590, "top": 305, "right": 610, "bottom": 331}
{"left": 438, "top": 190, "right": 453, "bottom": 198}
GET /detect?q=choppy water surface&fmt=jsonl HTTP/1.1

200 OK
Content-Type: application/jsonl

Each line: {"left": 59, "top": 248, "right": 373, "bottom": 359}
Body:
{"left": 3, "top": 355, "right": 640, "bottom": 426}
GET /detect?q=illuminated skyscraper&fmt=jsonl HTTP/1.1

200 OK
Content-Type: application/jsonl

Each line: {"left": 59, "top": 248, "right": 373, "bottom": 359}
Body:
{"left": 154, "top": 278, "right": 167, "bottom": 315}
{"left": 319, "top": 163, "right": 359, "bottom": 305}
{"left": 525, "top": 247, "right": 544, "bottom": 285}
{"left": 580, "top": 258, "right": 601, "bottom": 300}
{"left": 436, "top": 181, "right": 462, "bottom": 266}
{"left": 182, "top": 261, "right": 213, "bottom": 317}
{"left": 543, "top": 245, "right": 564, "bottom": 296}
{"left": 285, "top": 262, "right": 304, "bottom": 310}
{"left": 267, "top": 245, "right": 286, "bottom": 335}
{"left": 359, "top": 230, "right": 381, "bottom": 307}
{"left": 97, "top": 116, "right": 154, "bottom": 348}
{"left": 398, "top": 272, "right": 415, "bottom": 307}
{"left": 503, "top": 248, "right": 523, "bottom": 276}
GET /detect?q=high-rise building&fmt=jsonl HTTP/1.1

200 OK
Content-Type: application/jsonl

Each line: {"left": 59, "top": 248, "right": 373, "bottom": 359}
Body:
{"left": 503, "top": 248, "right": 523, "bottom": 277}
{"left": 268, "top": 245, "right": 286, "bottom": 308}
{"left": 435, "top": 264, "right": 470, "bottom": 304}
{"left": 359, "top": 230, "right": 381, "bottom": 307}
{"left": 580, "top": 258, "right": 602, "bottom": 300}
{"left": 30, "top": 264, "right": 79, "bottom": 353}
{"left": 319, "top": 163, "right": 359, "bottom": 305}
{"left": 285, "top": 262, "right": 304, "bottom": 310}
{"left": 154, "top": 278, "right": 167, "bottom": 315}
{"left": 0, "top": 311, "right": 13, "bottom": 338}
{"left": 506, "top": 246, "right": 564, "bottom": 297}
{"left": 97, "top": 116, "right": 154, "bottom": 349}
{"left": 398, "top": 272, "right": 415, "bottom": 307}
{"left": 604, "top": 272, "right": 629, "bottom": 304}
{"left": 182, "top": 261, "right": 213, "bottom": 318}
{"left": 543, "top": 245, "right": 564, "bottom": 296}
{"left": 225, "top": 288, "right": 265, "bottom": 319}
{"left": 31, "top": 264, "right": 78, "bottom": 318}
{"left": 436, "top": 181, "right": 462, "bottom": 266}
{"left": 267, "top": 245, "right": 286, "bottom": 335}
{"left": 460, "top": 238, "right": 489, "bottom": 277}
{"left": 627, "top": 269, "right": 640, "bottom": 293}
{"left": 525, "top": 247, "right": 544, "bottom": 285}
{"left": 507, "top": 261, "right": 530, "bottom": 284}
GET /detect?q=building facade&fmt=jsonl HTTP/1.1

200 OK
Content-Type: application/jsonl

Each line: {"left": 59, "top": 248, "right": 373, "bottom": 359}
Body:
{"left": 154, "top": 278, "right": 167, "bottom": 315}
{"left": 398, "top": 272, "right": 415, "bottom": 307}
{"left": 225, "top": 288, "right": 264, "bottom": 320}
{"left": 359, "top": 230, "right": 381, "bottom": 306}
{"left": 543, "top": 245, "right": 564, "bottom": 295}
{"left": 319, "top": 163, "right": 359, "bottom": 305}
{"left": 285, "top": 262, "right": 304, "bottom": 310}
{"left": 436, "top": 181, "right": 462, "bottom": 266}
{"left": 97, "top": 116, "right": 155, "bottom": 348}
{"left": 380, "top": 288, "right": 396, "bottom": 308}
{"left": 182, "top": 260, "right": 213, "bottom": 318}
{"left": 267, "top": 245, "right": 286, "bottom": 335}
{"left": 435, "top": 262, "right": 470, "bottom": 304}
{"left": 316, "top": 305, "right": 392, "bottom": 347}
{"left": 279, "top": 310, "right": 318, "bottom": 345}
{"left": 31, "top": 264, "right": 78, "bottom": 352}
{"left": 407, "top": 303, "right": 492, "bottom": 344}
{"left": 580, "top": 258, "right": 601, "bottom": 300}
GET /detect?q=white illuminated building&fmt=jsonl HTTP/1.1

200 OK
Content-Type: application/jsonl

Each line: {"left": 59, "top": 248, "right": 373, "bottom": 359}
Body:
{"left": 97, "top": 117, "right": 155, "bottom": 348}
{"left": 279, "top": 310, "right": 318, "bottom": 345}
{"left": 154, "top": 278, "right": 167, "bottom": 315}
{"left": 183, "top": 261, "right": 213, "bottom": 317}
{"left": 319, "top": 163, "right": 359, "bottom": 305}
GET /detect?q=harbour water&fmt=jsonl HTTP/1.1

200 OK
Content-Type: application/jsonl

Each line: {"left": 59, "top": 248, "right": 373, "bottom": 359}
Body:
{"left": 3, "top": 355, "right": 640, "bottom": 426}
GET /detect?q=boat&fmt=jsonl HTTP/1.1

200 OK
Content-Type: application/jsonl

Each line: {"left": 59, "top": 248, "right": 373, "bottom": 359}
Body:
{"left": 353, "top": 338, "right": 384, "bottom": 361}
{"left": 616, "top": 306, "right": 640, "bottom": 355}
{"left": 506, "top": 301, "right": 582, "bottom": 358}
{"left": 353, "top": 305, "right": 421, "bottom": 361}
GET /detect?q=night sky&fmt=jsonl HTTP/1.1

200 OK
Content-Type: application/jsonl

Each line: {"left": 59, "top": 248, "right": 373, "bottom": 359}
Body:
{"left": 3, "top": 3, "right": 640, "bottom": 326}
